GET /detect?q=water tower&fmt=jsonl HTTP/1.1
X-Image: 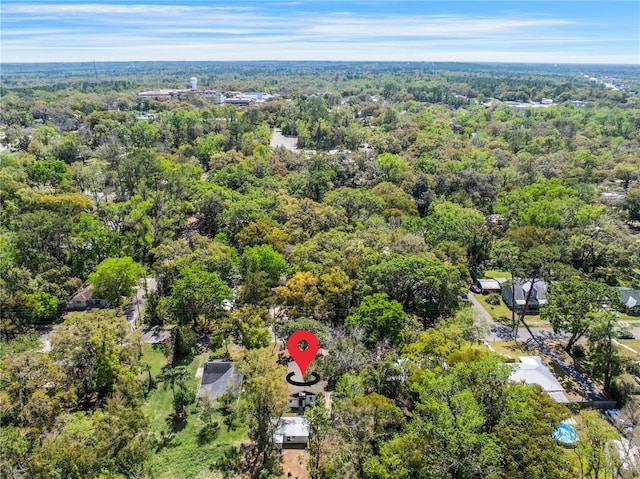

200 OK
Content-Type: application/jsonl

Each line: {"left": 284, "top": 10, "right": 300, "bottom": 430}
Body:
{"left": 189, "top": 77, "right": 198, "bottom": 91}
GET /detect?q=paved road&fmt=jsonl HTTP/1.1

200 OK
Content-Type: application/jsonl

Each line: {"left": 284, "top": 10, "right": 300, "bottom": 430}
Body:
{"left": 469, "top": 292, "right": 556, "bottom": 341}
{"left": 270, "top": 128, "right": 298, "bottom": 151}
{"left": 624, "top": 326, "right": 640, "bottom": 339}
{"left": 126, "top": 277, "right": 157, "bottom": 329}
{"left": 142, "top": 326, "right": 173, "bottom": 344}
{"left": 467, "top": 292, "right": 493, "bottom": 323}
{"left": 470, "top": 292, "right": 604, "bottom": 400}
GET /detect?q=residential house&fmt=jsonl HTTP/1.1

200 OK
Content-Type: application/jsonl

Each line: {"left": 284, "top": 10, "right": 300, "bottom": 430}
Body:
{"left": 197, "top": 360, "right": 243, "bottom": 400}
{"left": 272, "top": 416, "right": 309, "bottom": 449}
{"left": 618, "top": 287, "right": 640, "bottom": 314}
{"left": 476, "top": 278, "right": 502, "bottom": 294}
{"left": 510, "top": 356, "right": 568, "bottom": 403}
{"left": 501, "top": 280, "right": 548, "bottom": 313}
{"left": 286, "top": 359, "right": 325, "bottom": 413}
{"left": 66, "top": 284, "right": 107, "bottom": 310}
{"left": 288, "top": 390, "right": 317, "bottom": 410}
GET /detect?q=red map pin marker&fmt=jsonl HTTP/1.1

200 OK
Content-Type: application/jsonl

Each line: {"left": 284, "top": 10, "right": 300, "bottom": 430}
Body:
{"left": 287, "top": 330, "right": 319, "bottom": 377}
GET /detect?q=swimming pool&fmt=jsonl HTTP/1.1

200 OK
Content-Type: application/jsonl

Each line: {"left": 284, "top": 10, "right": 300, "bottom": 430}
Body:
{"left": 553, "top": 423, "right": 579, "bottom": 444}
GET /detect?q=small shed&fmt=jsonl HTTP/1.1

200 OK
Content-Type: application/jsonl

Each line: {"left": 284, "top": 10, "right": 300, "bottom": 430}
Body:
{"left": 197, "top": 360, "right": 243, "bottom": 400}
{"left": 476, "top": 279, "right": 502, "bottom": 294}
{"left": 272, "top": 416, "right": 309, "bottom": 449}
{"left": 66, "top": 284, "right": 107, "bottom": 310}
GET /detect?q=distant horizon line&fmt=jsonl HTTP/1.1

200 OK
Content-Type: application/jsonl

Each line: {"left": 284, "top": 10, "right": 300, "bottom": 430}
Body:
{"left": 2, "top": 59, "right": 639, "bottom": 67}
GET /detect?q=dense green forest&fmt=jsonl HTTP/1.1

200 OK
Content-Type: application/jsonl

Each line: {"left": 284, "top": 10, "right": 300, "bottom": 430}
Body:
{"left": 1, "top": 62, "right": 640, "bottom": 479}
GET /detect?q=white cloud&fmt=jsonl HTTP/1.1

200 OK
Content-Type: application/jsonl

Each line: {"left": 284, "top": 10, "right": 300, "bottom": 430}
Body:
{"left": 1, "top": 4, "right": 255, "bottom": 14}
{"left": 1, "top": 2, "right": 637, "bottom": 63}
{"left": 5, "top": 36, "right": 638, "bottom": 64}
{"left": 307, "top": 15, "right": 575, "bottom": 38}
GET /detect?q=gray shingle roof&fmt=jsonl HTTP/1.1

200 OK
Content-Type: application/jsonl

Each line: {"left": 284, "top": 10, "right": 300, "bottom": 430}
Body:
{"left": 618, "top": 287, "right": 640, "bottom": 310}
{"left": 197, "top": 360, "right": 243, "bottom": 400}
{"left": 502, "top": 280, "right": 548, "bottom": 307}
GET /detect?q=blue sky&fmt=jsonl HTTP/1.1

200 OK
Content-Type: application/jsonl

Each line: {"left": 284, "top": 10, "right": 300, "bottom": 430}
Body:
{"left": 2, "top": 1, "right": 639, "bottom": 64}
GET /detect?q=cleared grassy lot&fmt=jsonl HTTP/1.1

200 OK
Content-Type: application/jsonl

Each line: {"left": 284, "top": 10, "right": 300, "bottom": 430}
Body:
{"left": 619, "top": 312, "right": 640, "bottom": 323}
{"left": 482, "top": 270, "right": 510, "bottom": 279}
{"left": 139, "top": 344, "right": 248, "bottom": 479}
{"left": 617, "top": 339, "right": 640, "bottom": 359}
{"left": 618, "top": 339, "right": 640, "bottom": 351}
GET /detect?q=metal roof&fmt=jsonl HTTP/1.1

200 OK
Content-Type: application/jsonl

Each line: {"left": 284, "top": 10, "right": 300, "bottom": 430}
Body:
{"left": 272, "top": 416, "right": 310, "bottom": 443}
{"left": 477, "top": 279, "right": 501, "bottom": 289}
{"left": 510, "top": 356, "right": 568, "bottom": 403}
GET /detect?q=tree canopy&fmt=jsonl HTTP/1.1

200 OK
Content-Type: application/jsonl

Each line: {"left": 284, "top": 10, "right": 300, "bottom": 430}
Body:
{"left": 2, "top": 61, "right": 639, "bottom": 479}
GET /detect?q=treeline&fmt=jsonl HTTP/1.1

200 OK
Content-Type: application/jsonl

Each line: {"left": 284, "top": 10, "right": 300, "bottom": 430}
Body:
{"left": 1, "top": 62, "right": 639, "bottom": 336}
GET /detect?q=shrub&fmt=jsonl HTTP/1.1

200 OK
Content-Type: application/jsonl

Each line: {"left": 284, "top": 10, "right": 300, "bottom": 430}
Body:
{"left": 486, "top": 293, "right": 501, "bottom": 306}
{"left": 571, "top": 344, "right": 586, "bottom": 359}
{"left": 617, "top": 327, "right": 634, "bottom": 340}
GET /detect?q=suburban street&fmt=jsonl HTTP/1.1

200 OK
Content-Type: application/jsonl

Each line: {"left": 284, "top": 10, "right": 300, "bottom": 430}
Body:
{"left": 470, "top": 292, "right": 640, "bottom": 342}
{"left": 468, "top": 292, "right": 558, "bottom": 341}
{"left": 469, "top": 292, "right": 607, "bottom": 400}
{"left": 126, "top": 277, "right": 157, "bottom": 329}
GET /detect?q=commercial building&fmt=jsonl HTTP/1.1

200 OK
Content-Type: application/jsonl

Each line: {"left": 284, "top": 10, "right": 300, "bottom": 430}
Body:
{"left": 138, "top": 77, "right": 272, "bottom": 105}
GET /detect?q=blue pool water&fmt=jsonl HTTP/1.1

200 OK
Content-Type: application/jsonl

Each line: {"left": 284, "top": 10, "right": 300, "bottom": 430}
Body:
{"left": 552, "top": 423, "right": 579, "bottom": 444}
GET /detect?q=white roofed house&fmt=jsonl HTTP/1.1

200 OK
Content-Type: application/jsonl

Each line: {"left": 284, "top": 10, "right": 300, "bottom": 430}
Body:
{"left": 476, "top": 278, "right": 502, "bottom": 294}
{"left": 510, "top": 356, "right": 568, "bottom": 403}
{"left": 272, "top": 416, "right": 310, "bottom": 449}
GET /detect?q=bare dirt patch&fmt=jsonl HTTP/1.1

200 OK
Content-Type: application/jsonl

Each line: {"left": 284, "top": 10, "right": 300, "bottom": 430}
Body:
{"left": 281, "top": 449, "right": 310, "bottom": 479}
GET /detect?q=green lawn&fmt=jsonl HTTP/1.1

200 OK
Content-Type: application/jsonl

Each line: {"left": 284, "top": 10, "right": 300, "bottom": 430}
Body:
{"left": 617, "top": 339, "right": 640, "bottom": 359}
{"left": 619, "top": 312, "right": 640, "bottom": 322}
{"left": 486, "top": 339, "right": 536, "bottom": 359}
{"left": 474, "top": 293, "right": 542, "bottom": 324}
{"left": 140, "top": 343, "right": 169, "bottom": 378}
{"left": 140, "top": 346, "right": 248, "bottom": 478}
{"left": 482, "top": 270, "right": 511, "bottom": 279}
{"left": 618, "top": 339, "right": 640, "bottom": 351}
{"left": 474, "top": 293, "right": 513, "bottom": 321}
